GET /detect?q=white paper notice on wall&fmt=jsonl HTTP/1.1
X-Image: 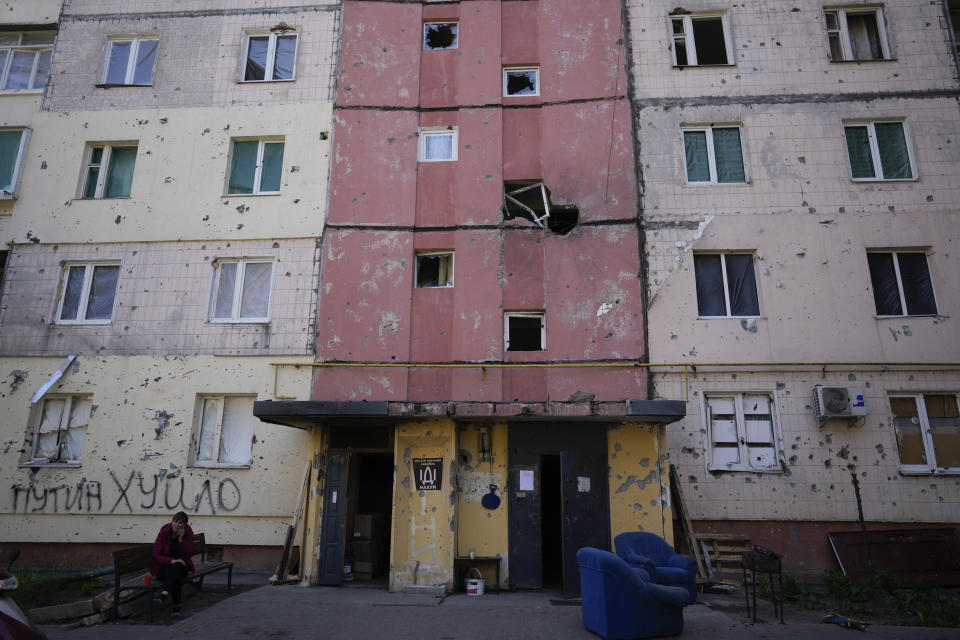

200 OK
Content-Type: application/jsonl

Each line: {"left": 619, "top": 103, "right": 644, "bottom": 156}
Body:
{"left": 519, "top": 469, "right": 535, "bottom": 491}
{"left": 578, "top": 476, "right": 591, "bottom": 493}
{"left": 332, "top": 490, "right": 338, "bottom": 504}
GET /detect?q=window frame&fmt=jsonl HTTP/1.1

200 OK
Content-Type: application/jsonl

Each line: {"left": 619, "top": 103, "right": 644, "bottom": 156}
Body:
{"left": 226, "top": 137, "right": 285, "bottom": 196}
{"left": 843, "top": 120, "right": 916, "bottom": 182}
{"left": 504, "top": 311, "right": 546, "bottom": 352}
{"left": 866, "top": 250, "right": 938, "bottom": 318}
{"left": 701, "top": 391, "right": 783, "bottom": 473}
{"left": 54, "top": 261, "right": 121, "bottom": 325}
{"left": 0, "top": 31, "right": 54, "bottom": 92}
{"left": 240, "top": 30, "right": 298, "bottom": 83}
{"left": 423, "top": 22, "right": 459, "bottom": 50}
{"left": 503, "top": 66, "right": 540, "bottom": 97}
{"left": 80, "top": 143, "right": 138, "bottom": 199}
{"left": 415, "top": 251, "right": 454, "bottom": 288}
{"left": 693, "top": 252, "right": 761, "bottom": 319}
{"left": 670, "top": 12, "right": 735, "bottom": 67}
{"left": 824, "top": 7, "right": 891, "bottom": 62}
{"left": 889, "top": 393, "right": 960, "bottom": 475}
{"left": 191, "top": 395, "right": 257, "bottom": 469}
{"left": 681, "top": 125, "right": 748, "bottom": 185}
{"left": 418, "top": 127, "right": 458, "bottom": 162}
{"left": 208, "top": 257, "right": 276, "bottom": 323}
{"left": 101, "top": 37, "right": 159, "bottom": 86}
{"left": 24, "top": 394, "right": 93, "bottom": 467}
{"left": 0, "top": 127, "right": 30, "bottom": 199}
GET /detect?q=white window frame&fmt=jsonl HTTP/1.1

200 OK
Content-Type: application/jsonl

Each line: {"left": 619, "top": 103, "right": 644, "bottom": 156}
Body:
{"left": 54, "top": 261, "right": 121, "bottom": 325}
{"left": 423, "top": 22, "right": 459, "bottom": 50}
{"left": 191, "top": 395, "right": 256, "bottom": 468}
{"left": 415, "top": 251, "right": 454, "bottom": 288}
{"left": 241, "top": 30, "right": 298, "bottom": 82}
{"left": 867, "top": 250, "right": 938, "bottom": 317}
{"left": 0, "top": 127, "right": 30, "bottom": 199}
{"left": 682, "top": 125, "right": 748, "bottom": 185}
{"left": 25, "top": 394, "right": 92, "bottom": 467}
{"left": 694, "top": 252, "right": 760, "bottom": 318}
{"left": 503, "top": 66, "right": 540, "bottom": 97}
{"left": 418, "top": 127, "right": 458, "bottom": 162}
{"left": 227, "top": 138, "right": 285, "bottom": 195}
{"left": 670, "top": 13, "right": 734, "bottom": 67}
{"left": 80, "top": 143, "right": 138, "bottom": 199}
{"left": 843, "top": 120, "right": 916, "bottom": 182}
{"left": 504, "top": 311, "right": 546, "bottom": 351}
{"left": 825, "top": 7, "right": 891, "bottom": 61}
{"left": 702, "top": 392, "right": 783, "bottom": 473}
{"left": 101, "top": 37, "right": 159, "bottom": 85}
{"left": 889, "top": 393, "right": 960, "bottom": 475}
{"left": 209, "top": 257, "right": 275, "bottom": 323}
{"left": 0, "top": 32, "right": 54, "bottom": 92}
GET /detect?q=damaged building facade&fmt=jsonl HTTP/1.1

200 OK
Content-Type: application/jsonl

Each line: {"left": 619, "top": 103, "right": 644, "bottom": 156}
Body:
{"left": 0, "top": 0, "right": 338, "bottom": 570}
{"left": 633, "top": 0, "right": 960, "bottom": 576}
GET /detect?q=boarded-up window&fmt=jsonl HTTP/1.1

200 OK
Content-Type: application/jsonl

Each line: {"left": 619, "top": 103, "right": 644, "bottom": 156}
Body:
{"left": 29, "top": 395, "right": 92, "bottom": 464}
{"left": 705, "top": 393, "right": 780, "bottom": 472}
{"left": 194, "top": 396, "right": 256, "bottom": 467}
{"left": 890, "top": 394, "right": 960, "bottom": 473}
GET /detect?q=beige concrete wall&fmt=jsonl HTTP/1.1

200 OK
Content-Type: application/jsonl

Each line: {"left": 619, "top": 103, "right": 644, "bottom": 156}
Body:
{"left": 0, "top": 0, "right": 60, "bottom": 24}
{"left": 0, "top": 354, "right": 314, "bottom": 546}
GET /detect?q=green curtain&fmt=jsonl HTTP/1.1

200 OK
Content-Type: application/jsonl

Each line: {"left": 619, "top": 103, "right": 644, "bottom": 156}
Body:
{"left": 0, "top": 129, "right": 23, "bottom": 191}
{"left": 844, "top": 126, "right": 875, "bottom": 178}
{"left": 260, "top": 142, "right": 284, "bottom": 192}
{"left": 875, "top": 122, "right": 912, "bottom": 179}
{"left": 228, "top": 141, "right": 258, "bottom": 194}
{"left": 714, "top": 128, "right": 745, "bottom": 183}
{"left": 684, "top": 130, "right": 710, "bottom": 182}
{"left": 104, "top": 147, "right": 137, "bottom": 197}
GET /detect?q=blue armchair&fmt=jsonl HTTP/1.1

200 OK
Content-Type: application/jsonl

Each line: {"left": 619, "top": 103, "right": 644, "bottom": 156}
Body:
{"left": 614, "top": 532, "right": 698, "bottom": 603}
{"left": 577, "top": 547, "right": 688, "bottom": 639}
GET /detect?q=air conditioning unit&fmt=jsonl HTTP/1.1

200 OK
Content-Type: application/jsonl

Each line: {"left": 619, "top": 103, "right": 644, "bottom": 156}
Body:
{"left": 814, "top": 386, "right": 867, "bottom": 419}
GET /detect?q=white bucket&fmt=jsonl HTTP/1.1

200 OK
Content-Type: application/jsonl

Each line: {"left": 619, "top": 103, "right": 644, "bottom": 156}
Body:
{"left": 465, "top": 568, "right": 485, "bottom": 596}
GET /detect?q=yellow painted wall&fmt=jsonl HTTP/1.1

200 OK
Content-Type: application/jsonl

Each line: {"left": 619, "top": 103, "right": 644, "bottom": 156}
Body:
{"left": 389, "top": 420, "right": 456, "bottom": 592}
{"left": 300, "top": 426, "right": 326, "bottom": 585}
{"left": 455, "top": 423, "right": 508, "bottom": 588}
{"left": 607, "top": 423, "right": 674, "bottom": 548}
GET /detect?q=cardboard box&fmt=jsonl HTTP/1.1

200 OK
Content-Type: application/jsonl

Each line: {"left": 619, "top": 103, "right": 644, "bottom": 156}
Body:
{"left": 353, "top": 513, "right": 386, "bottom": 539}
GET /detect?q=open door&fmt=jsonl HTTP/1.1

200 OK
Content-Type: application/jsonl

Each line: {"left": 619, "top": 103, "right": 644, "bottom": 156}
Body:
{"left": 316, "top": 450, "right": 350, "bottom": 585}
{"left": 560, "top": 451, "right": 610, "bottom": 596}
{"left": 508, "top": 453, "right": 542, "bottom": 589}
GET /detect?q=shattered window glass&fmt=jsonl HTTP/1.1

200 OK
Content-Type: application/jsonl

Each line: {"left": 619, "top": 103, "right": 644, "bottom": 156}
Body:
{"left": 867, "top": 251, "right": 937, "bottom": 317}
{"left": 424, "top": 23, "right": 458, "bottom": 50}
{"left": 506, "top": 313, "right": 544, "bottom": 351}
{"left": 31, "top": 395, "right": 92, "bottom": 463}
{"left": 416, "top": 253, "right": 454, "bottom": 287}
{"left": 211, "top": 259, "right": 273, "bottom": 321}
{"left": 504, "top": 67, "right": 539, "bottom": 96}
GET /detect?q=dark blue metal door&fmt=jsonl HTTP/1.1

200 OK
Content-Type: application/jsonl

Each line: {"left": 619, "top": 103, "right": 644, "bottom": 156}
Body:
{"left": 316, "top": 450, "right": 349, "bottom": 585}
{"left": 508, "top": 453, "right": 542, "bottom": 588}
{"left": 560, "top": 451, "right": 610, "bottom": 596}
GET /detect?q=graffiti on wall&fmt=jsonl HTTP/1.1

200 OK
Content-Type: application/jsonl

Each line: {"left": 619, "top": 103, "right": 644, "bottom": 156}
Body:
{"left": 10, "top": 470, "right": 241, "bottom": 515}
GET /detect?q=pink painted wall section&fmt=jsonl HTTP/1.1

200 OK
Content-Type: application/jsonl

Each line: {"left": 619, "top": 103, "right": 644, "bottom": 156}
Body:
{"left": 502, "top": 230, "right": 545, "bottom": 311}
{"left": 502, "top": 109, "right": 542, "bottom": 180}
{"left": 338, "top": 1, "right": 421, "bottom": 107}
{"left": 448, "top": 230, "right": 504, "bottom": 361}
{"left": 501, "top": 1, "right": 539, "bottom": 65}
{"left": 456, "top": 2, "right": 502, "bottom": 106}
{"left": 454, "top": 108, "right": 504, "bottom": 226}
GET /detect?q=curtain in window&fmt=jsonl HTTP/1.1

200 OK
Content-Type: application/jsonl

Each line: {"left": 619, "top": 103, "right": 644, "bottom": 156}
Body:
{"left": 890, "top": 397, "right": 926, "bottom": 465}
{"left": 844, "top": 126, "right": 875, "bottom": 178}
{"left": 132, "top": 40, "right": 158, "bottom": 85}
{"left": 4, "top": 50, "right": 35, "bottom": 89}
{"left": 272, "top": 36, "right": 296, "bottom": 80}
{"left": 60, "top": 265, "right": 87, "bottom": 320}
{"left": 683, "top": 131, "right": 710, "bottom": 182}
{"left": 239, "top": 262, "right": 272, "bottom": 318}
{"left": 63, "top": 397, "right": 91, "bottom": 461}
{"left": 0, "top": 129, "right": 23, "bottom": 191}
{"left": 713, "top": 128, "right": 745, "bottom": 183}
{"left": 104, "top": 147, "right": 136, "bottom": 197}
{"left": 84, "top": 265, "right": 119, "bottom": 320}
{"left": 229, "top": 141, "right": 258, "bottom": 194}
{"left": 925, "top": 395, "right": 960, "bottom": 469}
{"left": 219, "top": 397, "right": 254, "bottom": 465}
{"left": 245, "top": 36, "right": 268, "bottom": 81}
{"left": 866, "top": 253, "right": 902, "bottom": 315}
{"left": 0, "top": 51, "right": 6, "bottom": 79}
{"left": 694, "top": 254, "right": 726, "bottom": 316}
{"left": 875, "top": 123, "right": 911, "bottom": 179}
{"left": 35, "top": 398, "right": 66, "bottom": 460}
{"left": 847, "top": 13, "right": 882, "bottom": 60}
{"left": 105, "top": 41, "right": 131, "bottom": 84}
{"left": 424, "top": 134, "right": 453, "bottom": 160}
{"left": 214, "top": 262, "right": 238, "bottom": 319}
{"left": 197, "top": 398, "right": 221, "bottom": 462}
{"left": 259, "top": 142, "right": 284, "bottom": 192}
{"left": 725, "top": 254, "right": 759, "bottom": 316}
{"left": 897, "top": 253, "right": 937, "bottom": 315}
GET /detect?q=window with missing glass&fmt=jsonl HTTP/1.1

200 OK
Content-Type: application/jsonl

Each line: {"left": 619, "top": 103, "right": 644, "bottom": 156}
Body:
{"left": 844, "top": 121, "right": 914, "bottom": 181}
{"left": 102, "top": 37, "right": 158, "bottom": 85}
{"left": 82, "top": 144, "right": 138, "bottom": 199}
{"left": 890, "top": 394, "right": 960, "bottom": 474}
{"left": 26, "top": 395, "right": 92, "bottom": 466}
{"left": 210, "top": 258, "right": 274, "bottom": 322}
{"left": 683, "top": 126, "right": 746, "bottom": 184}
{"left": 503, "top": 67, "right": 539, "bottom": 96}
{"left": 505, "top": 312, "right": 545, "bottom": 351}
{"left": 670, "top": 13, "right": 733, "bottom": 66}
{"left": 228, "top": 139, "right": 284, "bottom": 194}
{"left": 0, "top": 31, "right": 53, "bottom": 91}
{"left": 424, "top": 22, "right": 458, "bottom": 50}
{"left": 415, "top": 252, "right": 454, "bottom": 288}
{"left": 56, "top": 262, "right": 120, "bottom": 324}
{"left": 825, "top": 7, "right": 891, "bottom": 61}
{"left": 866, "top": 251, "right": 937, "bottom": 317}
{"left": 243, "top": 31, "right": 297, "bottom": 81}
{"left": 694, "top": 253, "right": 759, "bottom": 317}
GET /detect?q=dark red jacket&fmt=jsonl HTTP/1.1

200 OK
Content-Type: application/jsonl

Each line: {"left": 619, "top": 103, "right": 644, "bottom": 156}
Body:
{"left": 151, "top": 522, "right": 196, "bottom": 576}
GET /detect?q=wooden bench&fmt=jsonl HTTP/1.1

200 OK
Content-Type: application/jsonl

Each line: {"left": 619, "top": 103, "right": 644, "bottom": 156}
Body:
{"left": 111, "top": 532, "right": 233, "bottom": 621}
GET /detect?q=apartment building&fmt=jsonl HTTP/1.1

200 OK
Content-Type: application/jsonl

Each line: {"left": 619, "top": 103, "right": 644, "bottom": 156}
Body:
{"left": 631, "top": 0, "right": 960, "bottom": 576}
{"left": 0, "top": 0, "right": 338, "bottom": 571}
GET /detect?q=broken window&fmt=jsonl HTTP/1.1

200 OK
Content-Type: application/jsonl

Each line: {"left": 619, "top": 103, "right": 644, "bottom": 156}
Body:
{"left": 0, "top": 128, "right": 29, "bottom": 198}
{"left": 243, "top": 30, "right": 297, "bottom": 81}
{"left": 415, "top": 252, "right": 454, "bottom": 288}
{"left": 503, "top": 67, "right": 539, "bottom": 97}
{"left": 683, "top": 126, "right": 746, "bottom": 184}
{"left": 27, "top": 395, "right": 92, "bottom": 465}
{"left": 704, "top": 393, "right": 781, "bottom": 472}
{"left": 82, "top": 144, "right": 138, "bottom": 199}
{"left": 694, "top": 253, "right": 759, "bottom": 317}
{"left": 418, "top": 128, "right": 457, "bottom": 162}
{"left": 228, "top": 138, "right": 284, "bottom": 194}
{"left": 502, "top": 181, "right": 580, "bottom": 232}
{"left": 56, "top": 262, "right": 120, "bottom": 323}
{"left": 505, "top": 312, "right": 545, "bottom": 351}
{"left": 866, "top": 251, "right": 937, "bottom": 317}
{"left": 0, "top": 31, "right": 53, "bottom": 91}
{"left": 210, "top": 258, "right": 274, "bottom": 322}
{"left": 193, "top": 395, "right": 256, "bottom": 467}
{"left": 844, "top": 121, "right": 914, "bottom": 181}
{"left": 890, "top": 394, "right": 960, "bottom": 474}
{"left": 670, "top": 13, "right": 732, "bottom": 66}
{"left": 825, "top": 8, "right": 890, "bottom": 61}
{"left": 102, "top": 37, "right": 158, "bottom": 85}
{"left": 423, "top": 22, "right": 458, "bottom": 50}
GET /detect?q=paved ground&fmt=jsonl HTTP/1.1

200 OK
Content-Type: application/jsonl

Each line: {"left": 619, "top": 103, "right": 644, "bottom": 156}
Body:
{"left": 40, "top": 573, "right": 960, "bottom": 640}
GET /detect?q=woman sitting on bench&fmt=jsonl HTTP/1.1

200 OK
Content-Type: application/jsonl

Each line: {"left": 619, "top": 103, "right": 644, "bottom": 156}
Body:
{"left": 151, "top": 511, "right": 196, "bottom": 617}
